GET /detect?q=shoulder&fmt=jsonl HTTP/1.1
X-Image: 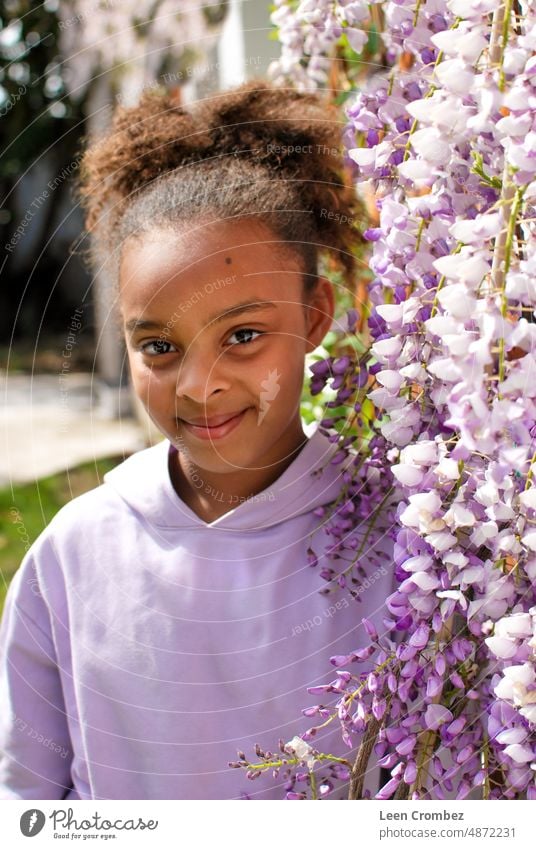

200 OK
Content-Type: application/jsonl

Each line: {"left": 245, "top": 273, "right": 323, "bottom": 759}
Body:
{"left": 5, "top": 441, "right": 170, "bottom": 618}
{"left": 8, "top": 482, "right": 122, "bottom": 597}
{"left": 21, "top": 440, "right": 167, "bottom": 565}
{"left": 44, "top": 479, "right": 125, "bottom": 540}
{"left": 47, "top": 438, "right": 168, "bottom": 537}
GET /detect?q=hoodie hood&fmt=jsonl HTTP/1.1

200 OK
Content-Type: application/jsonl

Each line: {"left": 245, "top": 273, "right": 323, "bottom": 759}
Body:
{"left": 103, "top": 422, "right": 354, "bottom": 531}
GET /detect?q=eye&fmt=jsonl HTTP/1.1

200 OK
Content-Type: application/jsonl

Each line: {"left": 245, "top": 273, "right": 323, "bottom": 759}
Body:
{"left": 140, "top": 339, "right": 177, "bottom": 356}
{"left": 227, "top": 328, "right": 264, "bottom": 347}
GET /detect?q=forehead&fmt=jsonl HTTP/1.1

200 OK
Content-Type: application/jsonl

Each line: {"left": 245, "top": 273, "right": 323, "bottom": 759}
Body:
{"left": 119, "top": 219, "right": 303, "bottom": 319}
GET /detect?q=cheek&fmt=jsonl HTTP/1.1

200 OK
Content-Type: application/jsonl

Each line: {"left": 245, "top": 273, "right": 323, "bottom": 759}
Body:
{"left": 252, "top": 343, "right": 305, "bottom": 398}
{"left": 128, "top": 358, "right": 170, "bottom": 406}
{"left": 261, "top": 332, "right": 306, "bottom": 366}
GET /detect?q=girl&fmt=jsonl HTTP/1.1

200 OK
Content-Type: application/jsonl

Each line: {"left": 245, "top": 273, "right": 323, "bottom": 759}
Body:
{"left": 0, "top": 80, "right": 397, "bottom": 800}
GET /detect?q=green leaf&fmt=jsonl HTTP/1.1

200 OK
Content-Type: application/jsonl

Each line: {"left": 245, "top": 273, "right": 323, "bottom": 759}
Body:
{"left": 367, "top": 23, "right": 379, "bottom": 55}
{"left": 361, "top": 398, "right": 375, "bottom": 422}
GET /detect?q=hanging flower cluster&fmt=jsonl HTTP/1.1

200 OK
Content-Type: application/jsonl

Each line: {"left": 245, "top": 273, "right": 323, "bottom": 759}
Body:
{"left": 56, "top": 1, "right": 227, "bottom": 105}
{"left": 230, "top": 0, "right": 536, "bottom": 800}
{"left": 485, "top": 608, "right": 536, "bottom": 788}
{"left": 267, "top": 0, "right": 379, "bottom": 91}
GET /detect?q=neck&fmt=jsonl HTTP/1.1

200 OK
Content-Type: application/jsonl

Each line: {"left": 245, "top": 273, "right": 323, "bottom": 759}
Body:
{"left": 169, "top": 423, "right": 309, "bottom": 523}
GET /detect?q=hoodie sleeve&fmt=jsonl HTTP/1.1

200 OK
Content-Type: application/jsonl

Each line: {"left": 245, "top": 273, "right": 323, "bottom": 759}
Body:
{"left": 0, "top": 548, "right": 74, "bottom": 799}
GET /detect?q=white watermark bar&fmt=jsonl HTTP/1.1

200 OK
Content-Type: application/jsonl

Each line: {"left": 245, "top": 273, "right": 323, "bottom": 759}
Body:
{"left": 2, "top": 800, "right": 534, "bottom": 847}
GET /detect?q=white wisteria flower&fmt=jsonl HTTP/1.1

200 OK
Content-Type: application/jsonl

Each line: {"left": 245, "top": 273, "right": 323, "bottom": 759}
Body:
{"left": 284, "top": 735, "right": 316, "bottom": 769}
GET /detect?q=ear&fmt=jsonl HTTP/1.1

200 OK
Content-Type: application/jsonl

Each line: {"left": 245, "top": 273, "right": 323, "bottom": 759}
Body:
{"left": 304, "top": 276, "right": 335, "bottom": 355}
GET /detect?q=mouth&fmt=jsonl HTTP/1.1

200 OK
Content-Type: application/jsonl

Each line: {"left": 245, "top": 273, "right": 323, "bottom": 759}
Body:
{"left": 178, "top": 408, "right": 250, "bottom": 440}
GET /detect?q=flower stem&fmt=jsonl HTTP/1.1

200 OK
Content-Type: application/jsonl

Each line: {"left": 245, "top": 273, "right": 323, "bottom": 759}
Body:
{"left": 401, "top": 18, "right": 463, "bottom": 163}
{"left": 340, "top": 486, "right": 397, "bottom": 582}
{"left": 408, "top": 616, "right": 454, "bottom": 795}
{"left": 309, "top": 767, "right": 318, "bottom": 799}
{"left": 348, "top": 712, "right": 385, "bottom": 799}
{"left": 244, "top": 751, "right": 352, "bottom": 774}
{"left": 412, "top": 0, "right": 424, "bottom": 28}
{"left": 429, "top": 241, "right": 464, "bottom": 319}
{"left": 482, "top": 730, "right": 491, "bottom": 800}
{"left": 490, "top": 0, "right": 514, "bottom": 92}
{"left": 524, "top": 448, "right": 536, "bottom": 489}
{"left": 495, "top": 183, "right": 523, "bottom": 394}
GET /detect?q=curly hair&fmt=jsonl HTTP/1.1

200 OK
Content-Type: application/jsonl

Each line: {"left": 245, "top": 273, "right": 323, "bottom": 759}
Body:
{"left": 74, "top": 78, "right": 369, "bottom": 298}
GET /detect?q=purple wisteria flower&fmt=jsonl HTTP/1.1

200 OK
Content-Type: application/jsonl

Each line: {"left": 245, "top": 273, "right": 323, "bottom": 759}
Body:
{"left": 230, "top": 0, "right": 536, "bottom": 801}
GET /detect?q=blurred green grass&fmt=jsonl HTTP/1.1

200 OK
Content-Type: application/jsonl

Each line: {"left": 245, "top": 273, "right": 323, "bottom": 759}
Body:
{"left": 0, "top": 457, "right": 124, "bottom": 615}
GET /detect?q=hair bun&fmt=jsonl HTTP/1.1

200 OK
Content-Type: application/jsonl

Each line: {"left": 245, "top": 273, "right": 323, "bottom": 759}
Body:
{"left": 75, "top": 77, "right": 368, "bottom": 294}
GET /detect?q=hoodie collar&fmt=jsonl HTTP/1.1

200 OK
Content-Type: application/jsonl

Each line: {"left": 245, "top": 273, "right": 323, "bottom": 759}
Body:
{"left": 103, "top": 422, "right": 353, "bottom": 531}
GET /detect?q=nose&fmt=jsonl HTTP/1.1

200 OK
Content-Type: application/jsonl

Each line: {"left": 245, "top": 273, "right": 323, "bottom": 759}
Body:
{"left": 174, "top": 345, "right": 231, "bottom": 405}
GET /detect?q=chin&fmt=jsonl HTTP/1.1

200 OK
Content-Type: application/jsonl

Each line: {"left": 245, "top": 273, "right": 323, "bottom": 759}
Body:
{"left": 170, "top": 432, "right": 244, "bottom": 458}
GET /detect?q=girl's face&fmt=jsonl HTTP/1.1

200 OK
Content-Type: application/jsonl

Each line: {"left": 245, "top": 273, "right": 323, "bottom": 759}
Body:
{"left": 119, "top": 218, "right": 334, "bottom": 474}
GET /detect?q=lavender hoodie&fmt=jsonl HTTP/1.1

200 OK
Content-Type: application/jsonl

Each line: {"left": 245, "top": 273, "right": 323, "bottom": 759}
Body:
{"left": 0, "top": 423, "right": 397, "bottom": 800}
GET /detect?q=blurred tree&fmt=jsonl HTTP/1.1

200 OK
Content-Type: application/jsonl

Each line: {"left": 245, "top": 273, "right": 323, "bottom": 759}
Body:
{"left": 0, "top": 0, "right": 229, "bottom": 372}
{"left": 0, "top": 0, "right": 87, "bottom": 340}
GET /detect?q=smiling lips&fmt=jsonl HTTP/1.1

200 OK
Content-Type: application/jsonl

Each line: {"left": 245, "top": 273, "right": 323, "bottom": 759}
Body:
{"left": 182, "top": 410, "right": 246, "bottom": 427}
{"left": 179, "top": 408, "right": 250, "bottom": 440}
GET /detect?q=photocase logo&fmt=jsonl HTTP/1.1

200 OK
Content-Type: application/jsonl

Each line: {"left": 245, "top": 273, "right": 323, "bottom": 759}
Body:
{"left": 258, "top": 368, "right": 281, "bottom": 425}
{"left": 20, "top": 809, "right": 45, "bottom": 837}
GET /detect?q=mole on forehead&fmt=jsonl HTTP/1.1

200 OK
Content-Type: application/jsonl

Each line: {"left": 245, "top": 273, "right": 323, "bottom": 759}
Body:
{"left": 225, "top": 257, "right": 232, "bottom": 264}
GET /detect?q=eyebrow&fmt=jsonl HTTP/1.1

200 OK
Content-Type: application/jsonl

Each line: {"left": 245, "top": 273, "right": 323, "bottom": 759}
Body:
{"left": 124, "top": 299, "right": 278, "bottom": 334}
